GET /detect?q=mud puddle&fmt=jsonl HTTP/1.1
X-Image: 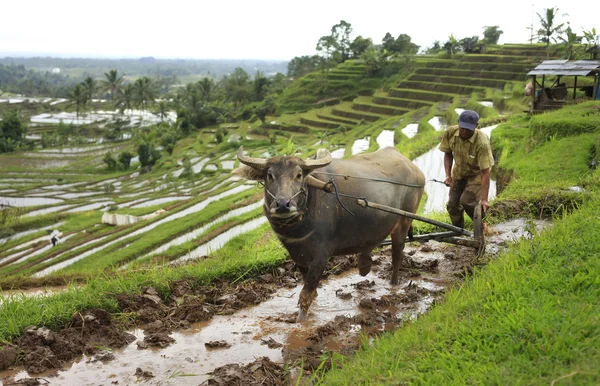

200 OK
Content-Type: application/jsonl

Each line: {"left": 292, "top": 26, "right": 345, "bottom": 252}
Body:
{"left": 0, "top": 220, "right": 546, "bottom": 386}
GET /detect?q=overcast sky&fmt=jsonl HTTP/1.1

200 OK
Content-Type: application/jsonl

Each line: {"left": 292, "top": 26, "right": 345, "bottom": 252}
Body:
{"left": 1, "top": 0, "right": 597, "bottom": 61}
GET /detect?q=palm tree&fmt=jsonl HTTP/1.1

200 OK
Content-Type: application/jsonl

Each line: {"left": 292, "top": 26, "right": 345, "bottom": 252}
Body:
{"left": 133, "top": 77, "right": 156, "bottom": 112}
{"left": 101, "top": 70, "right": 124, "bottom": 101}
{"left": 117, "top": 84, "right": 135, "bottom": 115}
{"left": 536, "top": 7, "right": 565, "bottom": 51}
{"left": 67, "top": 84, "right": 87, "bottom": 120}
{"left": 82, "top": 77, "right": 97, "bottom": 102}
{"left": 133, "top": 77, "right": 157, "bottom": 125}
{"left": 197, "top": 77, "right": 214, "bottom": 101}
{"left": 153, "top": 100, "right": 170, "bottom": 122}
{"left": 559, "top": 25, "right": 581, "bottom": 60}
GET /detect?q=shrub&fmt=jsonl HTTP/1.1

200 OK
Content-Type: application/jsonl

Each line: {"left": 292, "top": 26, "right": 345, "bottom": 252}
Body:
{"left": 118, "top": 151, "right": 134, "bottom": 170}
{"left": 103, "top": 153, "right": 117, "bottom": 170}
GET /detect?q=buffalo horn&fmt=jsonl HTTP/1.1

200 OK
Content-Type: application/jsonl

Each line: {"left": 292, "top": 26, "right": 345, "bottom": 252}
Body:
{"left": 302, "top": 150, "right": 332, "bottom": 170}
{"left": 237, "top": 146, "right": 268, "bottom": 170}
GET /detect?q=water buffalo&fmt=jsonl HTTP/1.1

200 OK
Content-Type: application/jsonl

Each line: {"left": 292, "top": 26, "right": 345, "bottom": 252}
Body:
{"left": 234, "top": 146, "right": 425, "bottom": 321}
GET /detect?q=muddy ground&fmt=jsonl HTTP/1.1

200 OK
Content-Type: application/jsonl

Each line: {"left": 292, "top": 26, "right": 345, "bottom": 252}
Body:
{"left": 0, "top": 220, "right": 545, "bottom": 386}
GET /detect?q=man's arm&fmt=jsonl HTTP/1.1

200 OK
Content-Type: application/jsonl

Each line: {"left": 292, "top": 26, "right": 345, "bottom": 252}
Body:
{"left": 444, "top": 152, "right": 453, "bottom": 186}
{"left": 480, "top": 168, "right": 491, "bottom": 211}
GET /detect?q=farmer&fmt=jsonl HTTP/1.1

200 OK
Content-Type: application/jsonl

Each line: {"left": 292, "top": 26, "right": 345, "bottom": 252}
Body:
{"left": 439, "top": 110, "right": 494, "bottom": 228}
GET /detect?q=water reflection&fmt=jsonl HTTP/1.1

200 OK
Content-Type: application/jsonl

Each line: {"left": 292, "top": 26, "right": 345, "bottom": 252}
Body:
{"left": 177, "top": 217, "right": 268, "bottom": 261}
{"left": 376, "top": 130, "right": 395, "bottom": 149}
{"left": 351, "top": 137, "right": 370, "bottom": 155}
{"left": 401, "top": 124, "right": 419, "bottom": 139}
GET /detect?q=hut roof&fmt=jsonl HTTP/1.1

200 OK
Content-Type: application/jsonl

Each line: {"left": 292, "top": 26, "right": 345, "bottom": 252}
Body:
{"left": 527, "top": 60, "right": 600, "bottom": 76}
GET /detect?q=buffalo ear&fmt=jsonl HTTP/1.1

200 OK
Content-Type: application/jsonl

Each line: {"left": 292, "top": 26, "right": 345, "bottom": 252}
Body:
{"left": 232, "top": 165, "right": 266, "bottom": 181}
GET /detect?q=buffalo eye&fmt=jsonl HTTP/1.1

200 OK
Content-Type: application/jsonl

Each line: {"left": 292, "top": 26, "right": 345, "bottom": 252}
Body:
{"left": 295, "top": 171, "right": 303, "bottom": 181}
{"left": 267, "top": 170, "right": 274, "bottom": 181}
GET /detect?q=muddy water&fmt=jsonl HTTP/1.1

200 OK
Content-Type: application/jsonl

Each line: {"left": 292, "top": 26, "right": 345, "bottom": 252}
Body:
{"left": 2, "top": 242, "right": 457, "bottom": 386}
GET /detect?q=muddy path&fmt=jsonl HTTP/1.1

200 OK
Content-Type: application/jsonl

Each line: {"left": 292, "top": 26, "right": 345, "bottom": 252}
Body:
{"left": 0, "top": 221, "right": 545, "bottom": 386}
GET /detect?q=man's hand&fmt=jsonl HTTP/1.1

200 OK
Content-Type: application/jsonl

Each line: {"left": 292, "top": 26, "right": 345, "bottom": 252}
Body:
{"left": 480, "top": 199, "right": 490, "bottom": 212}
{"left": 444, "top": 176, "right": 453, "bottom": 187}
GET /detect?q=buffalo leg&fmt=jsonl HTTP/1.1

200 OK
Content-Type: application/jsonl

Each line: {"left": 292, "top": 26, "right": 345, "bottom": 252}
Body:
{"left": 297, "top": 258, "right": 327, "bottom": 322}
{"left": 390, "top": 218, "right": 412, "bottom": 285}
{"left": 357, "top": 252, "right": 372, "bottom": 276}
{"left": 296, "top": 265, "right": 308, "bottom": 282}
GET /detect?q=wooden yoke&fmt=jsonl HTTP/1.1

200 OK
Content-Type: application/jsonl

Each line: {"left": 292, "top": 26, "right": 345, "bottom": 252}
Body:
{"left": 306, "top": 175, "right": 334, "bottom": 193}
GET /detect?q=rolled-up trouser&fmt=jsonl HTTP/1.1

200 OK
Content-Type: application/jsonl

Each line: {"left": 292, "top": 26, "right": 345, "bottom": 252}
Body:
{"left": 447, "top": 178, "right": 481, "bottom": 228}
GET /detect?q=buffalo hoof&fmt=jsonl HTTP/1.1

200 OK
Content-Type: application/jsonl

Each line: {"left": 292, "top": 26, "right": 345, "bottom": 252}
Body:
{"left": 297, "top": 309, "right": 308, "bottom": 322}
{"left": 358, "top": 254, "right": 372, "bottom": 276}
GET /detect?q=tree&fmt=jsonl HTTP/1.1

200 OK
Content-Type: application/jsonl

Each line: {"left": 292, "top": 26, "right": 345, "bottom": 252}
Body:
{"left": 331, "top": 20, "right": 353, "bottom": 62}
{"left": 253, "top": 71, "right": 270, "bottom": 101}
{"left": 582, "top": 27, "right": 599, "bottom": 59}
{"left": 0, "top": 109, "right": 25, "bottom": 143}
{"left": 459, "top": 36, "right": 481, "bottom": 53}
{"left": 66, "top": 83, "right": 88, "bottom": 119}
{"left": 316, "top": 35, "right": 339, "bottom": 86}
{"left": 425, "top": 41, "right": 442, "bottom": 54}
{"left": 118, "top": 152, "right": 134, "bottom": 170}
{"left": 153, "top": 100, "right": 170, "bottom": 121}
{"left": 103, "top": 153, "right": 118, "bottom": 170}
{"left": 482, "top": 26, "right": 504, "bottom": 44}
{"left": 137, "top": 142, "right": 161, "bottom": 168}
{"left": 443, "top": 34, "right": 460, "bottom": 55}
{"left": 82, "top": 76, "right": 97, "bottom": 102}
{"left": 197, "top": 77, "right": 215, "bottom": 101}
{"left": 536, "top": 7, "right": 565, "bottom": 48}
{"left": 117, "top": 84, "right": 135, "bottom": 114}
{"left": 287, "top": 55, "right": 320, "bottom": 78}
{"left": 349, "top": 36, "right": 373, "bottom": 58}
{"left": 393, "top": 34, "right": 420, "bottom": 55}
{"left": 101, "top": 69, "right": 124, "bottom": 101}
{"left": 382, "top": 33, "right": 396, "bottom": 52}
{"left": 133, "top": 76, "right": 157, "bottom": 115}
{"left": 559, "top": 24, "right": 582, "bottom": 60}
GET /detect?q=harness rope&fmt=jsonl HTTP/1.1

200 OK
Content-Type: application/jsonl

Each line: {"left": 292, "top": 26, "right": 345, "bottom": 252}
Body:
{"left": 312, "top": 172, "right": 425, "bottom": 188}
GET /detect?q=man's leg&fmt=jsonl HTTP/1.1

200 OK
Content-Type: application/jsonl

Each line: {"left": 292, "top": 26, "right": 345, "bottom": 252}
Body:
{"left": 460, "top": 179, "right": 481, "bottom": 222}
{"left": 447, "top": 179, "right": 467, "bottom": 228}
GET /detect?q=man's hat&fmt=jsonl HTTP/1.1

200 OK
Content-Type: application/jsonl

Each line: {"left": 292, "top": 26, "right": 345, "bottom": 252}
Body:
{"left": 458, "top": 110, "right": 480, "bottom": 131}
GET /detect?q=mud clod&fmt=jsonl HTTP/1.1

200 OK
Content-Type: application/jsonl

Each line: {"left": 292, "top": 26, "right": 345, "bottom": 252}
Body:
{"left": 134, "top": 367, "right": 155, "bottom": 378}
{"left": 260, "top": 337, "right": 283, "bottom": 349}
{"left": 205, "top": 340, "right": 231, "bottom": 349}
{"left": 0, "top": 346, "right": 18, "bottom": 370}
{"left": 140, "top": 333, "right": 175, "bottom": 348}
{"left": 201, "top": 357, "right": 288, "bottom": 386}
{"left": 2, "top": 377, "right": 49, "bottom": 385}
{"left": 352, "top": 280, "right": 376, "bottom": 290}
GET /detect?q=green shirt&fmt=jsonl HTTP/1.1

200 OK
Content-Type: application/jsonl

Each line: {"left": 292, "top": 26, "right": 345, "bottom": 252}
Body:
{"left": 439, "top": 126, "right": 495, "bottom": 181}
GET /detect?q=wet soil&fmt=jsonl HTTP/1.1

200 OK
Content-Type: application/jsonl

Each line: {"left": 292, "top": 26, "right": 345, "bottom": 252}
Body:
{"left": 0, "top": 222, "right": 541, "bottom": 386}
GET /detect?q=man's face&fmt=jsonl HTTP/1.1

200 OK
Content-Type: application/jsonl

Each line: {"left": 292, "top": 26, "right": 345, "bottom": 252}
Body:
{"left": 458, "top": 127, "right": 474, "bottom": 140}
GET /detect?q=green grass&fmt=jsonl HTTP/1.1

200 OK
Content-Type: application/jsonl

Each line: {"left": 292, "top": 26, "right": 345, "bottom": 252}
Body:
{"left": 316, "top": 100, "right": 600, "bottom": 385}
{"left": 318, "top": 191, "right": 600, "bottom": 385}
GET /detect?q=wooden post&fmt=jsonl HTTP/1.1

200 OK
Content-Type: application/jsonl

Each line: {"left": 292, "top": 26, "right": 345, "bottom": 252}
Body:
{"left": 573, "top": 76, "right": 578, "bottom": 100}
{"left": 531, "top": 75, "right": 537, "bottom": 114}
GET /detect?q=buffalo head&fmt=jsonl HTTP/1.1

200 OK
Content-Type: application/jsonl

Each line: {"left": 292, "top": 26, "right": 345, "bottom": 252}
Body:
{"left": 234, "top": 147, "right": 332, "bottom": 220}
